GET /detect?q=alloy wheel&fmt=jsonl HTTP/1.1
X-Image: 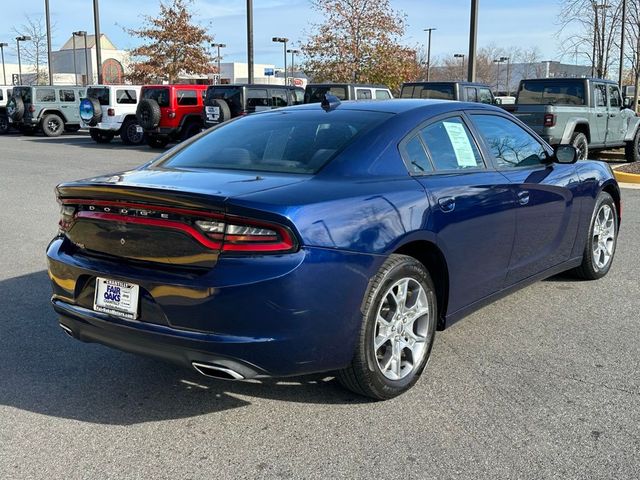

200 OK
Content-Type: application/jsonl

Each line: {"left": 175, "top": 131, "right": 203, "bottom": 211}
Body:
{"left": 592, "top": 204, "right": 616, "bottom": 270}
{"left": 373, "top": 277, "right": 431, "bottom": 381}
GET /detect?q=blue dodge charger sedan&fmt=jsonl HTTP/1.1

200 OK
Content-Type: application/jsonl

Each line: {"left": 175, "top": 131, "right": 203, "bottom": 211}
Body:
{"left": 47, "top": 98, "right": 620, "bottom": 399}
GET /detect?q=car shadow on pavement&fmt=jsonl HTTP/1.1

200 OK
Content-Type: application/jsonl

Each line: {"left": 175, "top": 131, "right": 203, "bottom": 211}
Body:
{"left": 0, "top": 271, "right": 369, "bottom": 425}
{"left": 24, "top": 135, "right": 160, "bottom": 153}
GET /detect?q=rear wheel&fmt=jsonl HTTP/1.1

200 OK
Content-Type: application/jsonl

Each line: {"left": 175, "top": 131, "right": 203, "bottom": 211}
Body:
{"left": 624, "top": 129, "right": 640, "bottom": 163}
{"left": 570, "top": 191, "right": 618, "bottom": 280}
{"left": 41, "top": 114, "right": 64, "bottom": 137}
{"left": 337, "top": 254, "right": 437, "bottom": 400}
{"left": 147, "top": 136, "right": 169, "bottom": 149}
{"left": 181, "top": 122, "right": 201, "bottom": 141}
{"left": 89, "top": 129, "right": 114, "bottom": 144}
{"left": 120, "top": 118, "right": 145, "bottom": 145}
{"left": 571, "top": 132, "right": 589, "bottom": 161}
{"left": 0, "top": 114, "right": 9, "bottom": 134}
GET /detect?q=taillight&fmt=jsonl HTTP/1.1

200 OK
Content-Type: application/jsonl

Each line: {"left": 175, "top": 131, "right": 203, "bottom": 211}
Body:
{"left": 196, "top": 217, "right": 295, "bottom": 252}
{"left": 543, "top": 114, "right": 556, "bottom": 127}
{"left": 168, "top": 110, "right": 176, "bottom": 119}
{"left": 107, "top": 108, "right": 115, "bottom": 116}
{"left": 29, "top": 105, "right": 35, "bottom": 113}
{"left": 58, "top": 204, "right": 76, "bottom": 233}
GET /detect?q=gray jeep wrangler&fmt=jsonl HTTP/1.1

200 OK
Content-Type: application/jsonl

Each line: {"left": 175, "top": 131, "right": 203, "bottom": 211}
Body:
{"left": 7, "top": 85, "right": 86, "bottom": 137}
{"left": 511, "top": 78, "right": 640, "bottom": 162}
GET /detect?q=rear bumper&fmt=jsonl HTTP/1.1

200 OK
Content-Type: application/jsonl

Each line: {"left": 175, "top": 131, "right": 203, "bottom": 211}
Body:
{"left": 47, "top": 237, "right": 382, "bottom": 377}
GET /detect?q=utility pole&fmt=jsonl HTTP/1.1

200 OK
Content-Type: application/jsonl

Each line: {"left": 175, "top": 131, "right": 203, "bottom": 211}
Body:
{"left": 619, "top": 0, "right": 627, "bottom": 86}
{"left": 467, "top": 0, "right": 479, "bottom": 82}
{"left": 247, "top": 0, "right": 254, "bottom": 84}
{"left": 424, "top": 28, "right": 436, "bottom": 81}
{"left": 93, "top": 0, "right": 103, "bottom": 84}
{"left": 45, "top": 0, "right": 53, "bottom": 84}
{"left": 0, "top": 43, "right": 7, "bottom": 86}
{"left": 72, "top": 34, "right": 78, "bottom": 86}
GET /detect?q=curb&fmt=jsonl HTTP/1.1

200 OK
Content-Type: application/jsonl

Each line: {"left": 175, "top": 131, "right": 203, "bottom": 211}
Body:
{"left": 613, "top": 169, "right": 640, "bottom": 184}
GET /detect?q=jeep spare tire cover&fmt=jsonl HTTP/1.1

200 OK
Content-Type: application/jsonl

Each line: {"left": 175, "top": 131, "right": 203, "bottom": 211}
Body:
{"left": 136, "top": 98, "right": 161, "bottom": 130}
{"left": 79, "top": 97, "right": 102, "bottom": 126}
{"left": 7, "top": 96, "right": 24, "bottom": 121}
{"left": 206, "top": 99, "right": 231, "bottom": 124}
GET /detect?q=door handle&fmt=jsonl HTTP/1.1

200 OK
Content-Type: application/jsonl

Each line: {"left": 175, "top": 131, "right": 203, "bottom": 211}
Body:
{"left": 438, "top": 196, "right": 456, "bottom": 212}
{"left": 610, "top": 113, "right": 617, "bottom": 118}
{"left": 597, "top": 113, "right": 604, "bottom": 117}
{"left": 517, "top": 190, "right": 530, "bottom": 206}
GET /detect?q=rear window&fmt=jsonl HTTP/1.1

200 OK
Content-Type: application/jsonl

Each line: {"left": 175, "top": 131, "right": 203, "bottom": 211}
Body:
{"left": 205, "top": 86, "right": 243, "bottom": 115}
{"left": 36, "top": 89, "right": 56, "bottom": 102}
{"left": 517, "top": 81, "right": 585, "bottom": 105}
{"left": 420, "top": 85, "right": 455, "bottom": 100}
{"left": 116, "top": 89, "right": 137, "bottom": 104}
{"left": 59, "top": 89, "right": 76, "bottom": 102}
{"left": 305, "top": 86, "right": 349, "bottom": 103}
{"left": 356, "top": 89, "right": 372, "bottom": 100}
{"left": 177, "top": 89, "right": 198, "bottom": 106}
{"left": 87, "top": 87, "right": 110, "bottom": 106}
{"left": 158, "top": 110, "right": 392, "bottom": 174}
{"left": 142, "top": 88, "right": 170, "bottom": 108}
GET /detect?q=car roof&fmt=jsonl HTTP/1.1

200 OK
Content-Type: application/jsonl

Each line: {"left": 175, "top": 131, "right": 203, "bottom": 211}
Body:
{"left": 403, "top": 81, "right": 492, "bottom": 88}
{"left": 521, "top": 77, "right": 617, "bottom": 84}
{"left": 142, "top": 84, "right": 208, "bottom": 89}
{"left": 289, "top": 98, "right": 498, "bottom": 114}
{"left": 306, "top": 83, "right": 390, "bottom": 89}
{"left": 206, "top": 84, "right": 298, "bottom": 89}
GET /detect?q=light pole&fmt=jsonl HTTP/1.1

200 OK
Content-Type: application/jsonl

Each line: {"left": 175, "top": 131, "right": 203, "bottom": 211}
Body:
{"left": 0, "top": 43, "right": 7, "bottom": 85}
{"left": 468, "top": 0, "right": 479, "bottom": 82}
{"left": 493, "top": 57, "right": 507, "bottom": 93}
{"left": 247, "top": 0, "right": 254, "bottom": 84}
{"left": 71, "top": 33, "right": 78, "bottom": 85}
{"left": 500, "top": 56, "right": 511, "bottom": 95}
{"left": 272, "top": 37, "right": 288, "bottom": 85}
{"left": 211, "top": 43, "right": 226, "bottom": 84}
{"left": 93, "top": 0, "right": 103, "bottom": 84}
{"left": 73, "top": 31, "right": 89, "bottom": 85}
{"left": 16, "top": 36, "right": 31, "bottom": 85}
{"left": 286, "top": 48, "right": 300, "bottom": 81}
{"left": 424, "top": 28, "right": 436, "bottom": 81}
{"left": 454, "top": 54, "right": 465, "bottom": 81}
{"left": 45, "top": 0, "right": 53, "bottom": 84}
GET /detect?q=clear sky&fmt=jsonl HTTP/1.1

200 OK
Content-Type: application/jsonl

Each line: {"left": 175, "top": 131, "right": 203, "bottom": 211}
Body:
{"left": 0, "top": 0, "right": 577, "bottom": 67}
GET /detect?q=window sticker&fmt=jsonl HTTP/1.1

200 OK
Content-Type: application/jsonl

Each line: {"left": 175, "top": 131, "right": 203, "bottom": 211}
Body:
{"left": 442, "top": 121, "right": 477, "bottom": 167}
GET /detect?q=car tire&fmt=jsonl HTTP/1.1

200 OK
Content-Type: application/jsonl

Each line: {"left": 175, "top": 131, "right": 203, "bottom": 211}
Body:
{"left": 181, "top": 122, "right": 201, "bottom": 141}
{"left": 147, "top": 136, "right": 169, "bottom": 149}
{"left": 137, "top": 99, "right": 162, "bottom": 130}
{"left": 41, "top": 114, "right": 65, "bottom": 137}
{"left": 337, "top": 254, "right": 437, "bottom": 400}
{"left": 0, "top": 114, "right": 9, "bottom": 135}
{"left": 89, "top": 129, "right": 114, "bottom": 144}
{"left": 624, "top": 129, "right": 640, "bottom": 163}
{"left": 571, "top": 132, "right": 589, "bottom": 161}
{"left": 570, "top": 191, "right": 618, "bottom": 280}
{"left": 120, "top": 118, "right": 145, "bottom": 145}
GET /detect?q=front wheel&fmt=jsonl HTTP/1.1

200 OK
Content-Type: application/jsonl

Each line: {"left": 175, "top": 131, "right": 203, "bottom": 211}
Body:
{"left": 570, "top": 191, "right": 618, "bottom": 280}
{"left": 624, "top": 129, "right": 640, "bottom": 163}
{"left": 571, "top": 132, "right": 589, "bottom": 161}
{"left": 337, "top": 254, "right": 437, "bottom": 400}
{"left": 120, "top": 119, "right": 145, "bottom": 145}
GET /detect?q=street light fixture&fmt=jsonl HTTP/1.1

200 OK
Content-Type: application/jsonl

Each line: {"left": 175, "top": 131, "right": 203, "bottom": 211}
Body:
{"left": 286, "top": 48, "right": 300, "bottom": 81}
{"left": 424, "top": 28, "right": 436, "bottom": 81}
{"left": 211, "top": 43, "right": 226, "bottom": 84}
{"left": 493, "top": 57, "right": 509, "bottom": 94}
{"left": 0, "top": 42, "right": 8, "bottom": 86}
{"left": 73, "top": 31, "right": 89, "bottom": 86}
{"left": 272, "top": 37, "right": 289, "bottom": 85}
{"left": 454, "top": 54, "right": 465, "bottom": 81}
{"left": 16, "top": 35, "right": 32, "bottom": 85}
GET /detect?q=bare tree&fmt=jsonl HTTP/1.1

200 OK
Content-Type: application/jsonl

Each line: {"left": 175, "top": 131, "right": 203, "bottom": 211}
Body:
{"left": 12, "top": 15, "right": 49, "bottom": 85}
{"left": 558, "top": 0, "right": 622, "bottom": 78}
{"left": 624, "top": 0, "right": 640, "bottom": 108}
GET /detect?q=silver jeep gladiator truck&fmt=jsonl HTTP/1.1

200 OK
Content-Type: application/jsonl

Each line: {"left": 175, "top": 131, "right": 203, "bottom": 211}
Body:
{"left": 511, "top": 77, "right": 640, "bottom": 162}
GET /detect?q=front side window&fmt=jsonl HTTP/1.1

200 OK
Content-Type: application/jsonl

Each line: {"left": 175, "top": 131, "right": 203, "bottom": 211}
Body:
{"left": 356, "top": 89, "right": 372, "bottom": 100}
{"left": 375, "top": 89, "right": 391, "bottom": 100}
{"left": 116, "top": 89, "right": 137, "bottom": 104}
{"left": 609, "top": 85, "right": 621, "bottom": 108}
{"left": 465, "top": 87, "right": 477, "bottom": 102}
{"left": 471, "top": 114, "right": 548, "bottom": 168}
{"left": 59, "top": 90, "right": 75, "bottom": 102}
{"left": 419, "top": 116, "right": 484, "bottom": 171}
{"left": 36, "top": 89, "right": 55, "bottom": 102}
{"left": 158, "top": 110, "right": 392, "bottom": 174}
{"left": 246, "top": 88, "right": 269, "bottom": 112}
{"left": 177, "top": 90, "right": 198, "bottom": 106}
{"left": 478, "top": 89, "right": 493, "bottom": 104}
{"left": 272, "top": 89, "right": 288, "bottom": 108}
{"left": 594, "top": 84, "right": 607, "bottom": 107}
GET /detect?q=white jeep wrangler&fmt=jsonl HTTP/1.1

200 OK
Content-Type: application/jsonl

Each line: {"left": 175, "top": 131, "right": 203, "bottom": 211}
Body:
{"left": 80, "top": 85, "right": 145, "bottom": 145}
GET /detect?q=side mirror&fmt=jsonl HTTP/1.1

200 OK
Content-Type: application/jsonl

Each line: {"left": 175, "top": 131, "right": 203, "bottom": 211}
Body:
{"left": 623, "top": 97, "right": 633, "bottom": 109}
{"left": 553, "top": 145, "right": 578, "bottom": 164}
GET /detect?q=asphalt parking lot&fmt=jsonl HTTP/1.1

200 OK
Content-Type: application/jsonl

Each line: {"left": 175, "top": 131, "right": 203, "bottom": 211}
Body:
{"left": 0, "top": 131, "right": 638, "bottom": 480}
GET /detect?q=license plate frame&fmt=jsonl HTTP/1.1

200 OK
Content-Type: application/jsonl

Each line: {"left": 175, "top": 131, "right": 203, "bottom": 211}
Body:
{"left": 93, "top": 277, "right": 140, "bottom": 320}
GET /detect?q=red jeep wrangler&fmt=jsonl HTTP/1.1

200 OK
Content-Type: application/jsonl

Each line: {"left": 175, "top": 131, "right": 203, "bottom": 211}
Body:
{"left": 136, "top": 84, "right": 208, "bottom": 148}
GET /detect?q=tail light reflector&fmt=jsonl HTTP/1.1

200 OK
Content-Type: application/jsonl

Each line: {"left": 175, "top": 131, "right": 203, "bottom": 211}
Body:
{"left": 29, "top": 105, "right": 35, "bottom": 113}
{"left": 107, "top": 108, "right": 115, "bottom": 116}
{"left": 543, "top": 114, "right": 556, "bottom": 127}
{"left": 168, "top": 110, "right": 176, "bottom": 119}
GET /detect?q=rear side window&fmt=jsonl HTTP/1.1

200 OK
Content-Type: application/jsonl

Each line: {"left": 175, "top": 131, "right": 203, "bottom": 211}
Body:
{"left": 305, "top": 86, "right": 348, "bottom": 103}
{"left": 246, "top": 88, "right": 269, "bottom": 113}
{"left": 400, "top": 86, "right": 415, "bottom": 98}
{"left": 116, "top": 89, "right": 137, "bottom": 104}
{"left": 609, "top": 85, "right": 621, "bottom": 108}
{"left": 206, "top": 86, "right": 243, "bottom": 115}
{"left": 142, "top": 88, "right": 170, "bottom": 107}
{"left": 36, "top": 89, "right": 55, "bottom": 102}
{"left": 375, "top": 89, "right": 391, "bottom": 100}
{"left": 87, "top": 87, "right": 110, "bottom": 106}
{"left": 401, "top": 135, "right": 433, "bottom": 174}
{"left": 420, "top": 85, "right": 455, "bottom": 100}
{"left": 59, "top": 90, "right": 75, "bottom": 102}
{"left": 272, "top": 89, "right": 288, "bottom": 108}
{"left": 517, "top": 80, "right": 585, "bottom": 105}
{"left": 159, "top": 110, "right": 392, "bottom": 174}
{"left": 465, "top": 87, "right": 477, "bottom": 102}
{"left": 177, "top": 90, "right": 198, "bottom": 106}
{"left": 356, "top": 89, "right": 372, "bottom": 100}
{"left": 291, "top": 89, "right": 304, "bottom": 105}
{"left": 478, "top": 88, "right": 493, "bottom": 104}
{"left": 420, "top": 117, "right": 484, "bottom": 171}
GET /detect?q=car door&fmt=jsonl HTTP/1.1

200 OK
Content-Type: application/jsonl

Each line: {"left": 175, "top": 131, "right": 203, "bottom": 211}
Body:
{"left": 605, "top": 84, "right": 625, "bottom": 146}
{"left": 400, "top": 114, "right": 518, "bottom": 313}
{"left": 592, "top": 82, "right": 608, "bottom": 145}
{"left": 59, "top": 89, "right": 78, "bottom": 123}
{"left": 469, "top": 112, "right": 581, "bottom": 285}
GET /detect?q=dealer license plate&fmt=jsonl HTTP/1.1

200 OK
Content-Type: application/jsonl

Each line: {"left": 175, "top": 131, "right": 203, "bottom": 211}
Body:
{"left": 94, "top": 277, "right": 140, "bottom": 320}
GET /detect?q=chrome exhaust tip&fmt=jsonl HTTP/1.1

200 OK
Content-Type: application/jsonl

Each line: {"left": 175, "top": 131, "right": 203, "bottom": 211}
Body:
{"left": 192, "top": 362, "right": 244, "bottom": 380}
{"left": 59, "top": 323, "right": 74, "bottom": 338}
